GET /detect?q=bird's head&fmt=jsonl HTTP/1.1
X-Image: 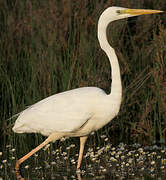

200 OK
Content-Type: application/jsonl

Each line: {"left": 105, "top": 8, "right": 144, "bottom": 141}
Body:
{"left": 100, "top": 6, "right": 163, "bottom": 23}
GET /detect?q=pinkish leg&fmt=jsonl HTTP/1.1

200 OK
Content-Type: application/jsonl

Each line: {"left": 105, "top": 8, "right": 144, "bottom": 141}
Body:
{"left": 77, "top": 136, "right": 88, "bottom": 170}
{"left": 15, "top": 133, "right": 63, "bottom": 179}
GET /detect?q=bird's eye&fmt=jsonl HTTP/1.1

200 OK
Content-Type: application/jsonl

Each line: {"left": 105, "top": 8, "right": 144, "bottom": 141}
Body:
{"left": 116, "top": 10, "right": 123, "bottom": 14}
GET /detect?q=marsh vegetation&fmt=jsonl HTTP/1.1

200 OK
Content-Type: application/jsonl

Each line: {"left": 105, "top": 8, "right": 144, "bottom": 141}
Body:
{"left": 0, "top": 0, "right": 166, "bottom": 179}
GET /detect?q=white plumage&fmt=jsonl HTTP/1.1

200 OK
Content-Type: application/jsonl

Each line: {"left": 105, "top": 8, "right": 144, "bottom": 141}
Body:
{"left": 13, "top": 6, "right": 162, "bottom": 179}
{"left": 13, "top": 87, "right": 120, "bottom": 137}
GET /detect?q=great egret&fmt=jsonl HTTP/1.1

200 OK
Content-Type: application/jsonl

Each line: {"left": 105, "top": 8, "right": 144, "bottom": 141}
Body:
{"left": 13, "top": 6, "right": 162, "bottom": 178}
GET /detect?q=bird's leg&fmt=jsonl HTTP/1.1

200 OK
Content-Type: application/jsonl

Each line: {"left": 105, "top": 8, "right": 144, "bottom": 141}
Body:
{"left": 76, "top": 136, "right": 88, "bottom": 170}
{"left": 15, "top": 133, "right": 62, "bottom": 179}
{"left": 16, "top": 137, "right": 51, "bottom": 179}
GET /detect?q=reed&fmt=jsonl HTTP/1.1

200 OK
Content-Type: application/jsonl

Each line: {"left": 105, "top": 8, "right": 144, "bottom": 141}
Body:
{"left": 0, "top": 0, "right": 165, "bottom": 153}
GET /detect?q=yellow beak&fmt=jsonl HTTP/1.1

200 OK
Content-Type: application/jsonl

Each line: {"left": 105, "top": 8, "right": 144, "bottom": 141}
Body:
{"left": 121, "top": 8, "right": 163, "bottom": 15}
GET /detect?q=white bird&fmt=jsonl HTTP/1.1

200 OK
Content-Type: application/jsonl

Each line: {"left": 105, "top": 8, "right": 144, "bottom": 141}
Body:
{"left": 13, "top": 6, "right": 162, "bottom": 178}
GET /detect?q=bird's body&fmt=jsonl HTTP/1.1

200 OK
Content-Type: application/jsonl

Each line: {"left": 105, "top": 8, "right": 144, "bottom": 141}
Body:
{"left": 13, "top": 86, "right": 120, "bottom": 137}
{"left": 12, "top": 6, "right": 162, "bottom": 179}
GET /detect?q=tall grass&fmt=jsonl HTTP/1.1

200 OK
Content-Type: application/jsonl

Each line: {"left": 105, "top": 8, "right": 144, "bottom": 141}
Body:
{"left": 0, "top": 0, "right": 166, "bottom": 152}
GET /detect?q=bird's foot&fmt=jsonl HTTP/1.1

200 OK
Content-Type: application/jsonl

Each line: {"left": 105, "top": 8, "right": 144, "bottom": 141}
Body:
{"left": 15, "top": 162, "right": 25, "bottom": 180}
{"left": 16, "top": 169, "right": 25, "bottom": 180}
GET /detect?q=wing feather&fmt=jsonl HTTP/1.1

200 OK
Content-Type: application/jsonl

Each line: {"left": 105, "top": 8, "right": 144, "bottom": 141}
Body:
{"left": 13, "top": 87, "right": 105, "bottom": 136}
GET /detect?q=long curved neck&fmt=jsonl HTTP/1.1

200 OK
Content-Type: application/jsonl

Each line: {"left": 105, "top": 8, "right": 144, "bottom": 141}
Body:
{"left": 98, "top": 17, "right": 122, "bottom": 101}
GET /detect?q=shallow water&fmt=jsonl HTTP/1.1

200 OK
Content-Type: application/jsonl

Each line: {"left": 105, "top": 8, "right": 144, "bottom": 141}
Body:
{"left": 1, "top": 139, "right": 166, "bottom": 180}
